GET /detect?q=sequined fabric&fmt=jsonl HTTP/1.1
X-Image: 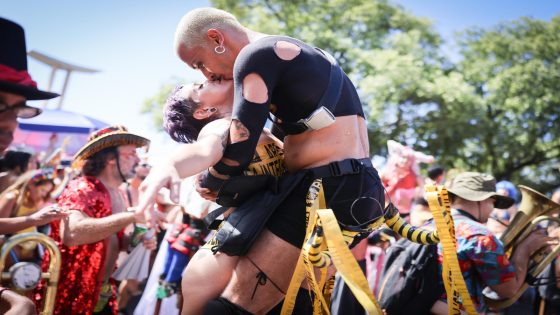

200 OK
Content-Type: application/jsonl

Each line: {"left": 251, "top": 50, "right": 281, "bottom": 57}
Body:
{"left": 34, "top": 176, "right": 118, "bottom": 315}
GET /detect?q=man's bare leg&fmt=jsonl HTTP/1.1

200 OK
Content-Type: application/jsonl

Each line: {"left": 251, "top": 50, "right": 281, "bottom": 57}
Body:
{"left": 182, "top": 249, "right": 239, "bottom": 315}
{"left": 220, "top": 229, "right": 301, "bottom": 315}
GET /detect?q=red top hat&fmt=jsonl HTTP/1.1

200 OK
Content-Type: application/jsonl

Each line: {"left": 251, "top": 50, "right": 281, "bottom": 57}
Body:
{"left": 0, "top": 17, "right": 59, "bottom": 100}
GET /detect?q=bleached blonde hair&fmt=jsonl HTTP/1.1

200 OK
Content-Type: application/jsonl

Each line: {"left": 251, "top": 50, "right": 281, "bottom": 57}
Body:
{"left": 174, "top": 7, "right": 243, "bottom": 52}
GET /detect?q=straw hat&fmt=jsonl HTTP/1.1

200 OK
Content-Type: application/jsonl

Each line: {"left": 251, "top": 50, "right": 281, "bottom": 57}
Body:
{"left": 446, "top": 172, "right": 514, "bottom": 209}
{"left": 73, "top": 125, "right": 149, "bottom": 167}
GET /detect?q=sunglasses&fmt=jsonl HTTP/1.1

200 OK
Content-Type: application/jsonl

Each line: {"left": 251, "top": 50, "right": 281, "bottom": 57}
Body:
{"left": 0, "top": 102, "right": 42, "bottom": 119}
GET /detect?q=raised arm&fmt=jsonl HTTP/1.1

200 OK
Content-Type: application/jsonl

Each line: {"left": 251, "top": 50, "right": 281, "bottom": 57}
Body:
{"left": 136, "top": 119, "right": 229, "bottom": 215}
{"left": 202, "top": 43, "right": 283, "bottom": 191}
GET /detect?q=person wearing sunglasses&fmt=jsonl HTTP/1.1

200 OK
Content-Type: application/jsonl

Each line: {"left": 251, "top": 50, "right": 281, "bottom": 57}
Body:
{"left": 0, "top": 17, "right": 59, "bottom": 154}
{"left": 0, "top": 17, "right": 60, "bottom": 315}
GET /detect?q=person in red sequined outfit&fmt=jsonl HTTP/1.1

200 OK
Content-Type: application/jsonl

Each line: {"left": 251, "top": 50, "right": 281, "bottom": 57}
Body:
{"left": 34, "top": 126, "right": 156, "bottom": 315}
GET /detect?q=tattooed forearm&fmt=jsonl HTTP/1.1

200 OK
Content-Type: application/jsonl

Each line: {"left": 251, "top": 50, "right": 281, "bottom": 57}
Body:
{"left": 230, "top": 119, "right": 250, "bottom": 143}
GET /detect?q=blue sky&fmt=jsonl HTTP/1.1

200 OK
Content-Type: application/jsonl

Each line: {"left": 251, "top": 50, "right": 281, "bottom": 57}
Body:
{"left": 2, "top": 0, "right": 559, "bottom": 162}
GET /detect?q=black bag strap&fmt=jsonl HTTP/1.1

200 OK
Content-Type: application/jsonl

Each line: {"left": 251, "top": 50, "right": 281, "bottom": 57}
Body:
{"left": 203, "top": 206, "right": 228, "bottom": 229}
{"left": 275, "top": 48, "right": 344, "bottom": 135}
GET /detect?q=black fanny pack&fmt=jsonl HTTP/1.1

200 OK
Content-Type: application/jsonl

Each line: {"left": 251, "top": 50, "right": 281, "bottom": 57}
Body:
{"left": 210, "top": 158, "right": 373, "bottom": 256}
{"left": 213, "top": 171, "right": 307, "bottom": 256}
{"left": 215, "top": 174, "right": 277, "bottom": 207}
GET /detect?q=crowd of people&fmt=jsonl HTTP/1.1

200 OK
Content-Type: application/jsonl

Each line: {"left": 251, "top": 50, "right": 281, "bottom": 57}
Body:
{"left": 1, "top": 7, "right": 560, "bottom": 315}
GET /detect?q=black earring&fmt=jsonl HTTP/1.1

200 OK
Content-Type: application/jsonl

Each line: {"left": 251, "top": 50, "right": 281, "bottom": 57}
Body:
{"left": 209, "top": 108, "right": 217, "bottom": 113}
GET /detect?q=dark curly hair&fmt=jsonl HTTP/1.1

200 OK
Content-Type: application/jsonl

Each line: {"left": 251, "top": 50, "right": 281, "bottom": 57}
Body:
{"left": 163, "top": 85, "right": 212, "bottom": 143}
{"left": 0, "top": 150, "right": 33, "bottom": 173}
{"left": 82, "top": 146, "right": 117, "bottom": 177}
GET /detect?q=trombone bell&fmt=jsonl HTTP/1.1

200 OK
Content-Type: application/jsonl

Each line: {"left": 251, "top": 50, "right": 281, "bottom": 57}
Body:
{"left": 0, "top": 232, "right": 61, "bottom": 315}
{"left": 485, "top": 186, "right": 560, "bottom": 309}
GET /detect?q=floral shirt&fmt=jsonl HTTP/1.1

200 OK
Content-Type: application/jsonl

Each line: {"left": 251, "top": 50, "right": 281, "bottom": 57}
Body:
{"left": 437, "top": 209, "right": 515, "bottom": 313}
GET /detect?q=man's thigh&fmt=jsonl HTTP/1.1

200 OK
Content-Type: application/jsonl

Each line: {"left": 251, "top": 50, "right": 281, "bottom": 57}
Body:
{"left": 221, "top": 229, "right": 301, "bottom": 314}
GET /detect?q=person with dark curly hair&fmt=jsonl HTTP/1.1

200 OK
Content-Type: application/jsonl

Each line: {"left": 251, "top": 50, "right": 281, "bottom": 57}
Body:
{"left": 34, "top": 126, "right": 156, "bottom": 315}
{"left": 139, "top": 7, "right": 385, "bottom": 314}
{"left": 140, "top": 78, "right": 286, "bottom": 314}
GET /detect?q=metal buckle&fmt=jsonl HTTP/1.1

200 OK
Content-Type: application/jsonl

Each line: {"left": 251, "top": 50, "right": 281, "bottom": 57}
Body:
{"left": 329, "top": 162, "right": 342, "bottom": 177}
{"left": 350, "top": 159, "right": 361, "bottom": 173}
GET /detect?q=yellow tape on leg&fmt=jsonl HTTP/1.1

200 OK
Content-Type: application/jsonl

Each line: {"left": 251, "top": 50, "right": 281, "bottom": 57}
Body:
{"left": 317, "top": 209, "right": 382, "bottom": 314}
{"left": 281, "top": 179, "right": 324, "bottom": 315}
{"left": 282, "top": 179, "right": 383, "bottom": 315}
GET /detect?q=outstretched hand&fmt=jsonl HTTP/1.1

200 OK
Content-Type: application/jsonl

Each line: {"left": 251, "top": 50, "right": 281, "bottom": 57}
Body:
{"left": 30, "top": 204, "right": 70, "bottom": 225}
{"left": 137, "top": 164, "right": 181, "bottom": 229}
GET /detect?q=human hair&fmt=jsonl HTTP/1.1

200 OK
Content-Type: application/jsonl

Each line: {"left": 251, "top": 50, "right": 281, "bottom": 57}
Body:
{"left": 174, "top": 7, "right": 243, "bottom": 52}
{"left": 0, "top": 150, "right": 32, "bottom": 173}
{"left": 427, "top": 166, "right": 445, "bottom": 180}
{"left": 163, "top": 85, "right": 212, "bottom": 143}
{"left": 81, "top": 146, "right": 117, "bottom": 177}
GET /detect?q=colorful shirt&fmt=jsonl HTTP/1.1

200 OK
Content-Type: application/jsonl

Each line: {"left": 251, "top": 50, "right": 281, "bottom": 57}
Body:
{"left": 437, "top": 209, "right": 515, "bottom": 313}
{"left": 34, "top": 176, "right": 119, "bottom": 315}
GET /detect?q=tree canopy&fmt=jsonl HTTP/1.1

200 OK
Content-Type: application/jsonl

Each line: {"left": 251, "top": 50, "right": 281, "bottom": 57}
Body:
{"left": 143, "top": 0, "right": 560, "bottom": 192}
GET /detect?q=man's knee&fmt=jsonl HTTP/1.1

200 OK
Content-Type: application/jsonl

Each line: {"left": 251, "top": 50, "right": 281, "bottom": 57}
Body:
{"left": 203, "top": 297, "right": 253, "bottom": 315}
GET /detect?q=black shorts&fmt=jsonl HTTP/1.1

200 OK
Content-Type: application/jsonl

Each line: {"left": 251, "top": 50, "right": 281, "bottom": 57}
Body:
{"left": 266, "top": 161, "right": 385, "bottom": 247}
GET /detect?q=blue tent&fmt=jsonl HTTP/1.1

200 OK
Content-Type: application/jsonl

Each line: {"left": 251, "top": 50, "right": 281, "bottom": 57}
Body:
{"left": 13, "top": 108, "right": 110, "bottom": 155}
{"left": 18, "top": 108, "right": 109, "bottom": 134}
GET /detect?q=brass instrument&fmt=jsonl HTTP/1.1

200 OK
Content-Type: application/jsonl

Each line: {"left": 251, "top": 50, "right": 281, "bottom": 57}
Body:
{"left": 0, "top": 232, "right": 61, "bottom": 315}
{"left": 485, "top": 185, "right": 560, "bottom": 309}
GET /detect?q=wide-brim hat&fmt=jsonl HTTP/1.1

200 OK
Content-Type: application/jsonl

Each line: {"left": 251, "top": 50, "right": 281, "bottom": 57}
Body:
{"left": 446, "top": 172, "right": 514, "bottom": 209}
{"left": 0, "top": 17, "right": 59, "bottom": 100}
{"left": 73, "top": 125, "right": 150, "bottom": 167}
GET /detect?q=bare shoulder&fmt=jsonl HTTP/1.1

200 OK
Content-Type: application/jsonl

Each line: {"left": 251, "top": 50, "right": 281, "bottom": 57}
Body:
{"left": 198, "top": 119, "right": 230, "bottom": 139}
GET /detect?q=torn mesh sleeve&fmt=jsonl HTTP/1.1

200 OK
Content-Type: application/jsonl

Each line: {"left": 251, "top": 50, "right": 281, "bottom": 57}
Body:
{"left": 213, "top": 42, "right": 283, "bottom": 177}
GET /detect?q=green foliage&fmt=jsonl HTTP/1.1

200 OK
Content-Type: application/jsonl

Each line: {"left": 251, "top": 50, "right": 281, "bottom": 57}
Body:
{"left": 212, "top": 0, "right": 481, "bottom": 175}
{"left": 457, "top": 16, "right": 560, "bottom": 191}
{"left": 142, "top": 1, "right": 560, "bottom": 192}
{"left": 140, "top": 79, "right": 182, "bottom": 131}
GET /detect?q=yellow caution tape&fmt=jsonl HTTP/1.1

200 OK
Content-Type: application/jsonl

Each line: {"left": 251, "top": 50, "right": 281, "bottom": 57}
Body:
{"left": 281, "top": 179, "right": 382, "bottom": 315}
{"left": 425, "top": 185, "right": 477, "bottom": 315}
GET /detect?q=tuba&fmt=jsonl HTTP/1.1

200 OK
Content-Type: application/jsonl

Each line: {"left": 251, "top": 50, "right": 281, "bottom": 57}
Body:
{"left": 485, "top": 185, "right": 560, "bottom": 309}
{"left": 0, "top": 232, "right": 61, "bottom": 315}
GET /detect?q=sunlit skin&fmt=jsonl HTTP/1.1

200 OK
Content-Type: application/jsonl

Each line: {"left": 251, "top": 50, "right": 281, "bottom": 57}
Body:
{"left": 137, "top": 79, "right": 289, "bottom": 314}
{"left": 170, "top": 23, "right": 372, "bottom": 315}
{"left": 0, "top": 91, "right": 24, "bottom": 153}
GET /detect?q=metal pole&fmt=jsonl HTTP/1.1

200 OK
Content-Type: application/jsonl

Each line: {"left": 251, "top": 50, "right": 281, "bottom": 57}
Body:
{"left": 42, "top": 67, "right": 57, "bottom": 108}
{"left": 57, "top": 70, "right": 72, "bottom": 109}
